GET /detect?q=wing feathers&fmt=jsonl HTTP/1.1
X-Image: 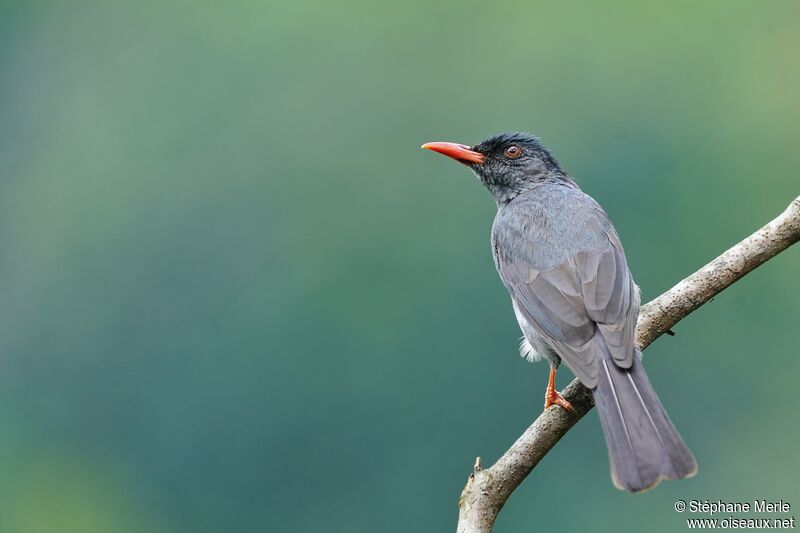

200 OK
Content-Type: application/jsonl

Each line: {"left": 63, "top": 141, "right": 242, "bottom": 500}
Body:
{"left": 499, "top": 227, "right": 639, "bottom": 384}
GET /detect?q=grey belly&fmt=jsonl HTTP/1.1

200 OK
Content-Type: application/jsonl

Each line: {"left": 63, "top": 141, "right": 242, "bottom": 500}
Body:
{"left": 512, "top": 300, "right": 561, "bottom": 368}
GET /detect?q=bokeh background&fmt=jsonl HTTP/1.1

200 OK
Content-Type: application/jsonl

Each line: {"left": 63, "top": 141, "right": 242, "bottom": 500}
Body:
{"left": 1, "top": 1, "right": 798, "bottom": 532}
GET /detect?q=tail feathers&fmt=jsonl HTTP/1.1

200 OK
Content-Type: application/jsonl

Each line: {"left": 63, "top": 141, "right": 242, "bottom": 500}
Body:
{"left": 593, "top": 351, "right": 698, "bottom": 492}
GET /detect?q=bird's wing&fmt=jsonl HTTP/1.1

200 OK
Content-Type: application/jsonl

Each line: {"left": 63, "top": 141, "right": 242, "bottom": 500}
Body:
{"left": 498, "top": 227, "right": 639, "bottom": 389}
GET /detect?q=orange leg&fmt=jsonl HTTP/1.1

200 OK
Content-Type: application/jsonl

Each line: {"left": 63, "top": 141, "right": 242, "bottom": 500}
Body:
{"left": 544, "top": 367, "right": 575, "bottom": 412}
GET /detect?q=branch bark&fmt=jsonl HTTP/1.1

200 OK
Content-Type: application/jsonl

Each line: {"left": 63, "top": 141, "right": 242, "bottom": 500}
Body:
{"left": 457, "top": 196, "right": 800, "bottom": 533}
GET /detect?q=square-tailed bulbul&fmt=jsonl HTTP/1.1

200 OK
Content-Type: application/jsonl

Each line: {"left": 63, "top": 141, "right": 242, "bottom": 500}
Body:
{"left": 423, "top": 132, "right": 697, "bottom": 492}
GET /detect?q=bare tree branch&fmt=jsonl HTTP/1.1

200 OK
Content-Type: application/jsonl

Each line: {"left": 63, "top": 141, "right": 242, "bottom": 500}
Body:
{"left": 457, "top": 196, "right": 800, "bottom": 533}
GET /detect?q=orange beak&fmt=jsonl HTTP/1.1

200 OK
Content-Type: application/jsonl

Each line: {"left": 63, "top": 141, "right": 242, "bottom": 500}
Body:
{"left": 421, "top": 142, "right": 485, "bottom": 165}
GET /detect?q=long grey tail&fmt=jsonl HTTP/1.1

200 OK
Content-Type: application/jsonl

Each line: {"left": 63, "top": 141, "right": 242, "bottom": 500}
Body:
{"left": 592, "top": 350, "right": 698, "bottom": 493}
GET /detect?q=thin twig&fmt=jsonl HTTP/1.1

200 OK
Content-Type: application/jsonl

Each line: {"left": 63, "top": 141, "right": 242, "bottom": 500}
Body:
{"left": 456, "top": 196, "right": 800, "bottom": 533}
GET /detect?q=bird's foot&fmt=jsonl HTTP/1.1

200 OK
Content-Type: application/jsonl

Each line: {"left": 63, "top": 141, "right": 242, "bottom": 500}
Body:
{"left": 544, "top": 387, "right": 575, "bottom": 412}
{"left": 544, "top": 366, "right": 575, "bottom": 412}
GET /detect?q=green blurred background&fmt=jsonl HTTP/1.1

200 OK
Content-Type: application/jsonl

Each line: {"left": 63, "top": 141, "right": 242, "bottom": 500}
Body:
{"left": 1, "top": 1, "right": 798, "bottom": 531}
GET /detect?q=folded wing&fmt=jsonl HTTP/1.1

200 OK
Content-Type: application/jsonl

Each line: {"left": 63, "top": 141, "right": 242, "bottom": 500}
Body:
{"left": 498, "top": 228, "right": 639, "bottom": 388}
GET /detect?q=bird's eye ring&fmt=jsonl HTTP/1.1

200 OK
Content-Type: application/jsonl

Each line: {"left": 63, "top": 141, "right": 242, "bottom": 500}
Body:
{"left": 504, "top": 145, "right": 522, "bottom": 159}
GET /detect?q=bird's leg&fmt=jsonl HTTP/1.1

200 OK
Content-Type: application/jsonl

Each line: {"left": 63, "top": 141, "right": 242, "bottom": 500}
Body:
{"left": 544, "top": 367, "right": 574, "bottom": 412}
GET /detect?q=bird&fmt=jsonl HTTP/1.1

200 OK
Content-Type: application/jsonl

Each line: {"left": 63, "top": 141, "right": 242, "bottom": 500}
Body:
{"left": 422, "top": 132, "right": 697, "bottom": 492}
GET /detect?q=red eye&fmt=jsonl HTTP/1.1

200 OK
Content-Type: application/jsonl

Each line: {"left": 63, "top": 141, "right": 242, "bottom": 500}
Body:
{"left": 504, "top": 145, "right": 521, "bottom": 158}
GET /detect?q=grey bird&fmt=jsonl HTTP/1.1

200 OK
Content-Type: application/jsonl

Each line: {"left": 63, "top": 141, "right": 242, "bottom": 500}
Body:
{"left": 422, "top": 132, "right": 697, "bottom": 492}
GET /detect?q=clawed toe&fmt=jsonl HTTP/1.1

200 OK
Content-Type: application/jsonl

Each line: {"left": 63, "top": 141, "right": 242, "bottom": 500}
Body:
{"left": 545, "top": 389, "right": 575, "bottom": 412}
{"left": 544, "top": 367, "right": 575, "bottom": 412}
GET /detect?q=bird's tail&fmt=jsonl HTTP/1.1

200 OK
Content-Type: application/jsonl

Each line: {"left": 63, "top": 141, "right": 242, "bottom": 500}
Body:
{"left": 592, "top": 350, "right": 698, "bottom": 492}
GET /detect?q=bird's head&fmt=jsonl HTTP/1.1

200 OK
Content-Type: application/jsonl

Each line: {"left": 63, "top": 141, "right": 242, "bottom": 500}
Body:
{"left": 422, "top": 132, "right": 571, "bottom": 205}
